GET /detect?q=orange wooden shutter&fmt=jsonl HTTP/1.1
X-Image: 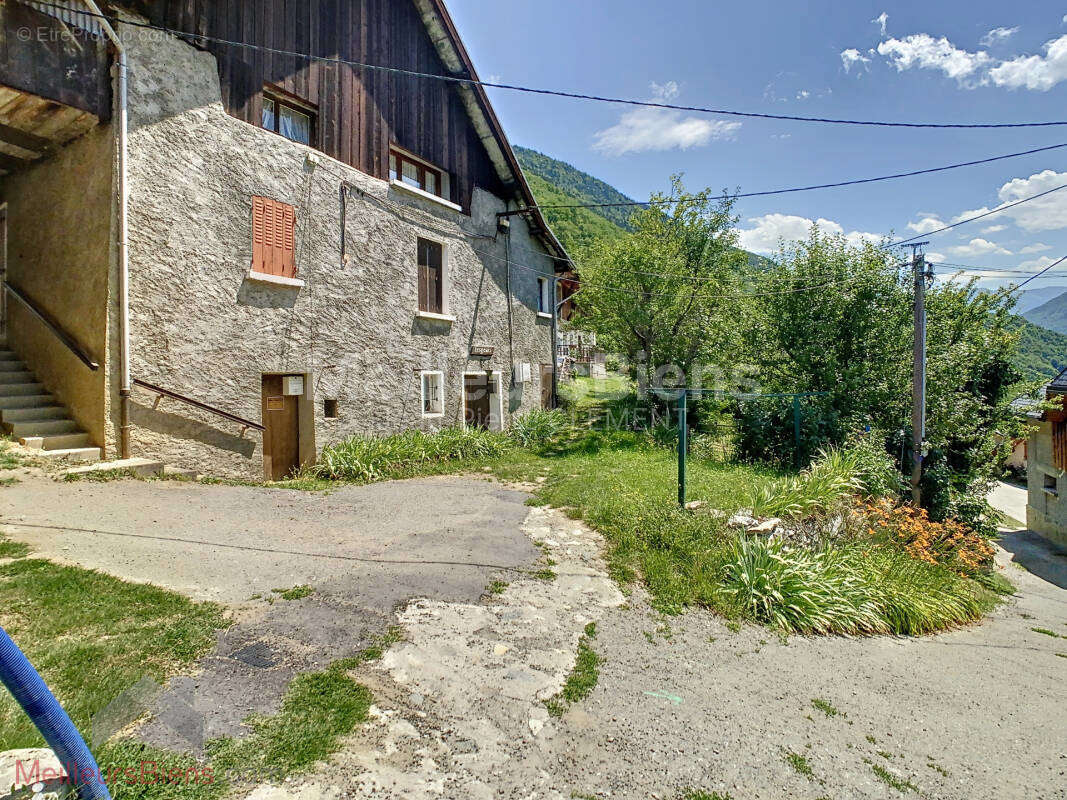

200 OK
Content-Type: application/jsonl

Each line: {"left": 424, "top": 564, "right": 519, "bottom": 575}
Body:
{"left": 251, "top": 196, "right": 296, "bottom": 278}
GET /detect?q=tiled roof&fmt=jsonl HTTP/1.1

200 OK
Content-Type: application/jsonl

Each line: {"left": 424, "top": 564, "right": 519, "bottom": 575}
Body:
{"left": 1050, "top": 367, "right": 1067, "bottom": 393}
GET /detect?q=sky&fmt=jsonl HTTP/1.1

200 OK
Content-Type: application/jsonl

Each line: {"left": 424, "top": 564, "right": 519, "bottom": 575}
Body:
{"left": 445, "top": 0, "right": 1067, "bottom": 295}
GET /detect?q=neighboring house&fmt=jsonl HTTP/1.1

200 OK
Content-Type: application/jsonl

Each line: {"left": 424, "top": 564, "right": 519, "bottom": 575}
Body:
{"left": 558, "top": 330, "right": 606, "bottom": 379}
{"left": 0, "top": 0, "right": 572, "bottom": 480}
{"left": 1026, "top": 368, "right": 1067, "bottom": 547}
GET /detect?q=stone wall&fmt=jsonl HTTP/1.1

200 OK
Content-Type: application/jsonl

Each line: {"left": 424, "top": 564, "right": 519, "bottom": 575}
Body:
{"left": 0, "top": 126, "right": 113, "bottom": 453}
{"left": 117, "top": 16, "right": 558, "bottom": 479}
{"left": 1026, "top": 421, "right": 1067, "bottom": 547}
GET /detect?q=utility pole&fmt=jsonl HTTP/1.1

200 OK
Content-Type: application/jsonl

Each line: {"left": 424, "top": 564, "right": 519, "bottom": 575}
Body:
{"left": 909, "top": 242, "right": 932, "bottom": 505}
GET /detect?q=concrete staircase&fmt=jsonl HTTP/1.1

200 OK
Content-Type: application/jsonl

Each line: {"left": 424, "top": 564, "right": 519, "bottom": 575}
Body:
{"left": 0, "top": 344, "right": 101, "bottom": 462}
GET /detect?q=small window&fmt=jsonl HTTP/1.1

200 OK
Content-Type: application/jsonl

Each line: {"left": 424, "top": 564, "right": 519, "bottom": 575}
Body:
{"left": 251, "top": 196, "right": 297, "bottom": 278}
{"left": 417, "top": 238, "right": 445, "bottom": 314}
{"left": 323, "top": 398, "right": 339, "bottom": 419}
{"left": 261, "top": 92, "right": 314, "bottom": 146}
{"left": 1044, "top": 474, "right": 1058, "bottom": 495}
{"left": 390, "top": 148, "right": 446, "bottom": 199}
{"left": 421, "top": 371, "right": 444, "bottom": 417}
{"left": 538, "top": 277, "right": 554, "bottom": 315}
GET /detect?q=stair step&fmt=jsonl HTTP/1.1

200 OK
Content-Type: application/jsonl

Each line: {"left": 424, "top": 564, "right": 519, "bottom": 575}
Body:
{"left": 0, "top": 394, "right": 54, "bottom": 410}
{"left": 0, "top": 351, "right": 18, "bottom": 362}
{"left": 20, "top": 432, "right": 91, "bottom": 451}
{"left": 6, "top": 419, "right": 80, "bottom": 437}
{"left": 0, "top": 383, "right": 46, "bottom": 397}
{"left": 0, "top": 371, "right": 34, "bottom": 385}
{"left": 0, "top": 361, "right": 26, "bottom": 372}
{"left": 35, "top": 447, "right": 101, "bottom": 463}
{"left": 65, "top": 458, "right": 164, "bottom": 479}
{"left": 0, "top": 405, "right": 67, "bottom": 423}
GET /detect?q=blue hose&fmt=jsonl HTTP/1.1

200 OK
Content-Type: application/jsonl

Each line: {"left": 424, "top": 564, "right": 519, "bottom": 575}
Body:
{"left": 0, "top": 625, "right": 111, "bottom": 799}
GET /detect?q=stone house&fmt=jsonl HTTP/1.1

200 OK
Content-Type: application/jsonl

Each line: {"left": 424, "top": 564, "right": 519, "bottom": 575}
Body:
{"left": 1026, "top": 367, "right": 1067, "bottom": 547}
{"left": 0, "top": 0, "right": 572, "bottom": 480}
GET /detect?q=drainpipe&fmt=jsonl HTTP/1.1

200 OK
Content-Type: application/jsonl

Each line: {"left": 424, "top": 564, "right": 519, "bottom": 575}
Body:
{"left": 83, "top": 2, "right": 131, "bottom": 458}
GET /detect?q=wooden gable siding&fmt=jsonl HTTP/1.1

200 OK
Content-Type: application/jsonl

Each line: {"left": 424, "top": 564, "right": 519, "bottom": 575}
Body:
{"left": 126, "top": 0, "right": 506, "bottom": 209}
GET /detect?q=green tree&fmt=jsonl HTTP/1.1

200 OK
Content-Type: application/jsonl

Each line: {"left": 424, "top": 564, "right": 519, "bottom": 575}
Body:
{"left": 575, "top": 177, "right": 747, "bottom": 390}
{"left": 745, "top": 227, "right": 1029, "bottom": 529}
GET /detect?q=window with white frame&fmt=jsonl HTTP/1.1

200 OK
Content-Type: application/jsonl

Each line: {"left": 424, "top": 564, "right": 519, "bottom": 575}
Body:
{"left": 538, "top": 276, "right": 554, "bottom": 316}
{"left": 421, "top": 371, "right": 445, "bottom": 417}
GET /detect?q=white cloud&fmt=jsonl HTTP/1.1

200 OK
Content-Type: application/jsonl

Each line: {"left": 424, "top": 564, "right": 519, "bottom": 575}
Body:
{"left": 989, "top": 34, "right": 1067, "bottom": 90}
{"left": 907, "top": 216, "right": 946, "bottom": 234}
{"left": 1020, "top": 255, "right": 1062, "bottom": 269}
{"left": 995, "top": 169, "right": 1067, "bottom": 231}
{"left": 980, "top": 26, "right": 1020, "bottom": 46}
{"left": 947, "top": 238, "right": 1012, "bottom": 257}
{"left": 592, "top": 82, "right": 741, "bottom": 156}
{"left": 840, "top": 48, "right": 871, "bottom": 73}
{"left": 735, "top": 214, "right": 882, "bottom": 254}
{"left": 926, "top": 252, "right": 947, "bottom": 263}
{"left": 950, "top": 207, "right": 992, "bottom": 224}
{"left": 877, "top": 34, "right": 991, "bottom": 84}
{"left": 981, "top": 224, "right": 1008, "bottom": 233}
{"left": 1020, "top": 242, "right": 1052, "bottom": 254}
{"left": 872, "top": 12, "right": 889, "bottom": 37}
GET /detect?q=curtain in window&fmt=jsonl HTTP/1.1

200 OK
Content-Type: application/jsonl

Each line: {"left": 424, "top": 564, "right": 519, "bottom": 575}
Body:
{"left": 262, "top": 98, "right": 276, "bottom": 133}
{"left": 280, "top": 106, "right": 310, "bottom": 144}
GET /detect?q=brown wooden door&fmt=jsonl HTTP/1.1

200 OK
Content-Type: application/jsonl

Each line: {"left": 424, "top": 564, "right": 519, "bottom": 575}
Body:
{"left": 464, "top": 374, "right": 492, "bottom": 430}
{"left": 541, "top": 364, "right": 554, "bottom": 410}
{"left": 262, "top": 375, "right": 300, "bottom": 480}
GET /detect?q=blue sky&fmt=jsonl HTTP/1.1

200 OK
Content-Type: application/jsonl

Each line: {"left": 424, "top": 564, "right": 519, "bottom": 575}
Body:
{"left": 446, "top": 0, "right": 1067, "bottom": 295}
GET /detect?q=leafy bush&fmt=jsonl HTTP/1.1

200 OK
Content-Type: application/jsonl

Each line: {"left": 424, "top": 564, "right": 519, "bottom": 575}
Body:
{"left": 311, "top": 427, "right": 511, "bottom": 483}
{"left": 605, "top": 354, "right": 621, "bottom": 372}
{"left": 863, "top": 502, "right": 996, "bottom": 577}
{"left": 718, "top": 537, "right": 996, "bottom": 635}
{"left": 509, "top": 409, "right": 571, "bottom": 449}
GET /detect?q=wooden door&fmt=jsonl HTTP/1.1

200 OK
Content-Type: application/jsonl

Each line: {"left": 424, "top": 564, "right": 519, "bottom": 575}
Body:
{"left": 464, "top": 374, "right": 492, "bottom": 430}
{"left": 540, "top": 364, "right": 554, "bottom": 410}
{"left": 262, "top": 375, "right": 300, "bottom": 480}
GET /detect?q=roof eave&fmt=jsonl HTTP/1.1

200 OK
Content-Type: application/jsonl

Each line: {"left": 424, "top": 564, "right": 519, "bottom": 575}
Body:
{"left": 412, "top": 0, "right": 572, "bottom": 270}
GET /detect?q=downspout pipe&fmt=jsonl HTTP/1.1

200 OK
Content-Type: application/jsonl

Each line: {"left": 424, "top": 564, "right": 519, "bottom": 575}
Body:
{"left": 83, "top": 1, "right": 131, "bottom": 458}
{"left": 0, "top": 625, "right": 112, "bottom": 799}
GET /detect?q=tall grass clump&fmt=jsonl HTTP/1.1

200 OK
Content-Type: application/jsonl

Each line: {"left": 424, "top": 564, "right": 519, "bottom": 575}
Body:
{"left": 750, "top": 441, "right": 899, "bottom": 518}
{"left": 508, "top": 409, "right": 571, "bottom": 449}
{"left": 310, "top": 427, "right": 511, "bottom": 483}
{"left": 718, "top": 537, "right": 995, "bottom": 635}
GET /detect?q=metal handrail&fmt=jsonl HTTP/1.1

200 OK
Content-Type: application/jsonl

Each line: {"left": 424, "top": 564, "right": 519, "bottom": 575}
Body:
{"left": 3, "top": 282, "right": 100, "bottom": 371}
{"left": 133, "top": 378, "right": 265, "bottom": 432}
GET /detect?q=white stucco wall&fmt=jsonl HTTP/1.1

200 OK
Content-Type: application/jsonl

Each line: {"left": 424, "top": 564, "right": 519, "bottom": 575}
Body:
{"left": 116, "top": 16, "right": 558, "bottom": 479}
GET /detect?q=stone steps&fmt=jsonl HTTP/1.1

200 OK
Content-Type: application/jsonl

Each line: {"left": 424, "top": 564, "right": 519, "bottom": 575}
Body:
{"left": 0, "top": 347, "right": 100, "bottom": 464}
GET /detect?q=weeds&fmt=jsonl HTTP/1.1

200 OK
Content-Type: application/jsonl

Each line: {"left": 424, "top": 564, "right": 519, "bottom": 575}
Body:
{"left": 545, "top": 625, "right": 600, "bottom": 718}
{"left": 486, "top": 580, "right": 509, "bottom": 595}
{"left": 811, "top": 698, "right": 839, "bottom": 718}
{"left": 783, "top": 750, "right": 814, "bottom": 779}
{"left": 509, "top": 409, "right": 571, "bottom": 449}
{"left": 272, "top": 585, "right": 313, "bottom": 601}
{"left": 1031, "top": 627, "right": 1063, "bottom": 639}
{"left": 870, "top": 763, "right": 917, "bottom": 793}
{"left": 0, "top": 534, "right": 29, "bottom": 560}
{"left": 310, "top": 427, "right": 512, "bottom": 483}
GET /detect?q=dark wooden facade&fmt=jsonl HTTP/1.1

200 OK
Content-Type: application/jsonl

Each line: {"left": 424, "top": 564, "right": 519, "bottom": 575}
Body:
{"left": 124, "top": 0, "right": 506, "bottom": 210}
{"left": 0, "top": 2, "right": 111, "bottom": 119}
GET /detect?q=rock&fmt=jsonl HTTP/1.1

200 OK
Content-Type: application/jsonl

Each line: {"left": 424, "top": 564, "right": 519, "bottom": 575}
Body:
{"left": 728, "top": 512, "right": 758, "bottom": 529}
{"left": 746, "top": 518, "right": 782, "bottom": 535}
{"left": 684, "top": 500, "right": 705, "bottom": 511}
{"left": 0, "top": 748, "right": 73, "bottom": 799}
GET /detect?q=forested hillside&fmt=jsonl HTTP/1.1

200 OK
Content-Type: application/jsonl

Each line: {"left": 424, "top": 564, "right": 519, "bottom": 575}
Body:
{"left": 1011, "top": 316, "right": 1067, "bottom": 380}
{"left": 1022, "top": 291, "right": 1067, "bottom": 336}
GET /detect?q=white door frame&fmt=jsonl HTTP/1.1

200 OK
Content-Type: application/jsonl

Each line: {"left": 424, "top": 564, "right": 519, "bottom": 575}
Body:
{"left": 461, "top": 370, "right": 503, "bottom": 431}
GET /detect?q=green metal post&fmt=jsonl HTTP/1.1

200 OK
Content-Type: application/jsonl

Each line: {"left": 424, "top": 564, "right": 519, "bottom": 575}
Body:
{"left": 792, "top": 394, "right": 802, "bottom": 469}
{"left": 678, "top": 390, "right": 688, "bottom": 507}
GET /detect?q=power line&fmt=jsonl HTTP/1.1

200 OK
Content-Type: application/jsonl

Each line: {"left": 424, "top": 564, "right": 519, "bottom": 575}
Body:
{"left": 933, "top": 262, "right": 1067, "bottom": 276}
{"left": 522, "top": 143, "right": 1067, "bottom": 213}
{"left": 31, "top": 2, "right": 1067, "bottom": 131}
{"left": 892, "top": 183, "right": 1067, "bottom": 247}
{"left": 1005, "top": 256, "right": 1067, "bottom": 294}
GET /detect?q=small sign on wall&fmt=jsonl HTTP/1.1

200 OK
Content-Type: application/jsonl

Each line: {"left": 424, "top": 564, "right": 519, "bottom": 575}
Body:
{"left": 283, "top": 376, "right": 304, "bottom": 396}
{"left": 513, "top": 363, "right": 532, "bottom": 383}
{"left": 266, "top": 396, "right": 285, "bottom": 411}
